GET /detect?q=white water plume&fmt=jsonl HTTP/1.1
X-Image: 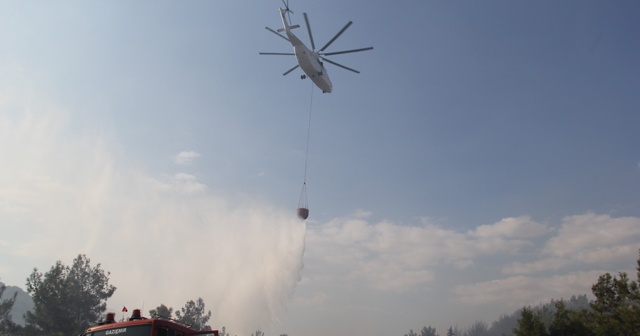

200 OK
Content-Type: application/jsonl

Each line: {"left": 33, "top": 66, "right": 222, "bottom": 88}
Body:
{"left": 0, "top": 91, "right": 307, "bottom": 335}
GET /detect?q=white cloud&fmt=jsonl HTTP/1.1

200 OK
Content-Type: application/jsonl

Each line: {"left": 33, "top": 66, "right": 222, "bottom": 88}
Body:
{"left": 305, "top": 217, "right": 439, "bottom": 292}
{"left": 501, "top": 214, "right": 640, "bottom": 275}
{"left": 146, "top": 173, "right": 208, "bottom": 195}
{"left": 502, "top": 258, "right": 570, "bottom": 275}
{"left": 304, "top": 211, "right": 640, "bottom": 311}
{"left": 173, "top": 150, "right": 201, "bottom": 165}
{"left": 304, "top": 214, "right": 557, "bottom": 293}
{"left": 470, "top": 216, "right": 552, "bottom": 239}
{"left": 453, "top": 271, "right": 606, "bottom": 307}
{"left": 580, "top": 245, "right": 638, "bottom": 264}
{"left": 543, "top": 213, "right": 640, "bottom": 263}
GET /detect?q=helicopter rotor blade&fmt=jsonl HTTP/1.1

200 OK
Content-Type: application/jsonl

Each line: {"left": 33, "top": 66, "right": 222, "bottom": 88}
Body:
{"left": 281, "top": 0, "right": 293, "bottom": 23}
{"left": 283, "top": 64, "right": 300, "bottom": 76}
{"left": 303, "top": 13, "right": 316, "bottom": 51}
{"left": 320, "top": 47, "right": 373, "bottom": 56}
{"left": 320, "top": 56, "right": 360, "bottom": 74}
{"left": 265, "top": 27, "right": 290, "bottom": 42}
{"left": 319, "top": 21, "right": 353, "bottom": 52}
{"left": 259, "top": 52, "right": 295, "bottom": 56}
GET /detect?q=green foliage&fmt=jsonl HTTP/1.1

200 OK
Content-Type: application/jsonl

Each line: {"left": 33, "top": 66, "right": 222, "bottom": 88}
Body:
{"left": 513, "top": 307, "right": 548, "bottom": 336}
{"left": 463, "top": 321, "right": 488, "bottom": 336}
{"left": 513, "top": 250, "right": 640, "bottom": 336}
{"left": 412, "top": 250, "right": 639, "bottom": 336}
{"left": 547, "top": 300, "right": 592, "bottom": 336}
{"left": 175, "top": 297, "right": 212, "bottom": 331}
{"left": 588, "top": 269, "right": 640, "bottom": 336}
{"left": 149, "top": 304, "right": 174, "bottom": 319}
{"left": 420, "top": 326, "right": 438, "bottom": 336}
{"left": 24, "top": 254, "right": 116, "bottom": 335}
{"left": 0, "top": 281, "right": 22, "bottom": 335}
{"left": 488, "top": 313, "right": 519, "bottom": 336}
{"left": 404, "top": 329, "right": 418, "bottom": 336}
{"left": 447, "top": 326, "right": 455, "bottom": 336}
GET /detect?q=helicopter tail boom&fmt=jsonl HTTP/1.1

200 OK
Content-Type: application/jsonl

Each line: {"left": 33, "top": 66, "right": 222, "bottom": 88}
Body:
{"left": 279, "top": 7, "right": 302, "bottom": 32}
{"left": 277, "top": 24, "right": 299, "bottom": 33}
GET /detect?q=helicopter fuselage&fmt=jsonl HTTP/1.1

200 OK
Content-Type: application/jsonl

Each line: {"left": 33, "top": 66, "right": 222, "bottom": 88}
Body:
{"left": 280, "top": 9, "right": 332, "bottom": 93}
{"left": 262, "top": 6, "right": 372, "bottom": 92}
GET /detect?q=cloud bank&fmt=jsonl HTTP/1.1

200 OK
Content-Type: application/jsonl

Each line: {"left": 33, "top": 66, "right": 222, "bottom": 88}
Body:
{"left": 302, "top": 211, "right": 640, "bottom": 308}
{"left": 174, "top": 151, "right": 202, "bottom": 165}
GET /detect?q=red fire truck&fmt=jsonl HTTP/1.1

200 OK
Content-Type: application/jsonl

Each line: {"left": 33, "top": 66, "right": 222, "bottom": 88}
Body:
{"left": 82, "top": 309, "right": 219, "bottom": 336}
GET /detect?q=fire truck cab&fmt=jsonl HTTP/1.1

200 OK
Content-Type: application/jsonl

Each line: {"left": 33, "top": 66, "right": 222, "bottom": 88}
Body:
{"left": 82, "top": 309, "right": 218, "bottom": 336}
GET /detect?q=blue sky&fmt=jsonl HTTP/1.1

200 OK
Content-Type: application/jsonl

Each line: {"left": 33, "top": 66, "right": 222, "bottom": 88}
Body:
{"left": 1, "top": 1, "right": 640, "bottom": 335}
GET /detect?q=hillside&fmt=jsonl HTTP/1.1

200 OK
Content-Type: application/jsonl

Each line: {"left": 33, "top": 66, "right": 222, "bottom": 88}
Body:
{"left": 0, "top": 281, "right": 33, "bottom": 325}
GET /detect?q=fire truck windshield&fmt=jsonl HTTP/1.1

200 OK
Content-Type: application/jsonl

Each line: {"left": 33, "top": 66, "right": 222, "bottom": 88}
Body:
{"left": 85, "top": 325, "right": 152, "bottom": 336}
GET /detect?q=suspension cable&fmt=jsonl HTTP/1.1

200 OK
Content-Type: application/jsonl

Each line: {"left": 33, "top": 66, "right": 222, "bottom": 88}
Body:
{"left": 299, "top": 82, "right": 314, "bottom": 209}
{"left": 303, "top": 81, "right": 314, "bottom": 184}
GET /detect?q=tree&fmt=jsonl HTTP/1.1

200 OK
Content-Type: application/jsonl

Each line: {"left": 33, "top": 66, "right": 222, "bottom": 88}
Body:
{"left": 0, "top": 281, "right": 22, "bottom": 335}
{"left": 419, "top": 326, "right": 438, "bottom": 336}
{"left": 586, "top": 249, "right": 640, "bottom": 335}
{"left": 488, "top": 313, "right": 519, "bottom": 336}
{"left": 404, "top": 329, "right": 417, "bottom": 336}
{"left": 513, "top": 306, "right": 548, "bottom": 336}
{"left": 149, "top": 304, "right": 174, "bottom": 319}
{"left": 511, "top": 250, "right": 640, "bottom": 336}
{"left": 589, "top": 270, "right": 640, "bottom": 335}
{"left": 547, "top": 300, "right": 592, "bottom": 336}
{"left": 175, "top": 297, "right": 212, "bottom": 330}
{"left": 446, "top": 326, "right": 455, "bottom": 336}
{"left": 24, "top": 254, "right": 116, "bottom": 335}
{"left": 463, "top": 321, "right": 488, "bottom": 336}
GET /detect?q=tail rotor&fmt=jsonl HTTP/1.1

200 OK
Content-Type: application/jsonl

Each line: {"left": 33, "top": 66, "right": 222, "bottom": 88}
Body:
{"left": 281, "top": 0, "right": 293, "bottom": 24}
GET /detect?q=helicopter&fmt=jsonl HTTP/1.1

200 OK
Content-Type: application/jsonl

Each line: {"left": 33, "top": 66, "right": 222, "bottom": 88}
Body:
{"left": 259, "top": 1, "right": 373, "bottom": 93}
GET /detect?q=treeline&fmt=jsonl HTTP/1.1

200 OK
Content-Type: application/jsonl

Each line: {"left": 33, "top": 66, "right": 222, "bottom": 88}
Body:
{"left": 404, "top": 250, "right": 640, "bottom": 336}
{"left": 0, "top": 254, "right": 226, "bottom": 336}
{"left": 511, "top": 249, "right": 640, "bottom": 336}
{"left": 403, "top": 295, "right": 590, "bottom": 336}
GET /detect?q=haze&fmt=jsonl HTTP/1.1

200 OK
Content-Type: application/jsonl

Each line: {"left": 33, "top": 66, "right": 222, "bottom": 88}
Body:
{"left": 1, "top": 1, "right": 639, "bottom": 335}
